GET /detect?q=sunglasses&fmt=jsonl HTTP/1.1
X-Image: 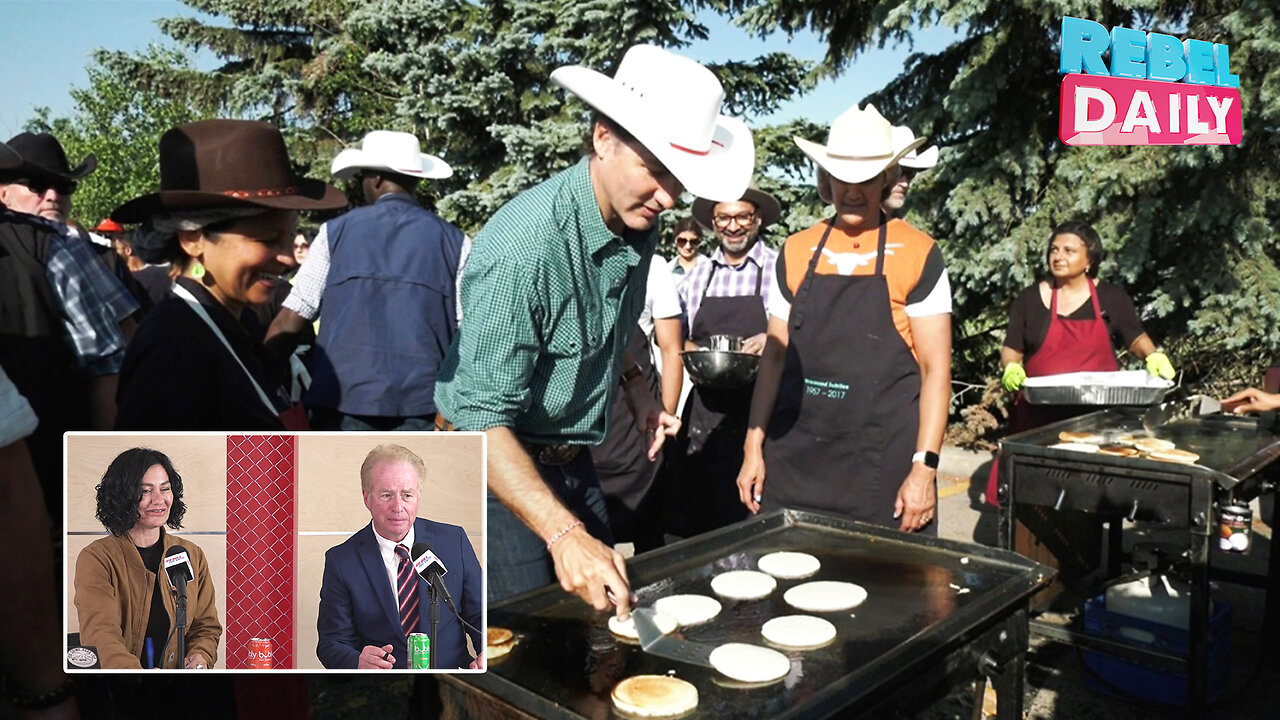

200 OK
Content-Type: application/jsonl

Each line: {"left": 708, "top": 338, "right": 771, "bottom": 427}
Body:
{"left": 294, "top": 241, "right": 310, "bottom": 249}
{"left": 675, "top": 236, "right": 701, "bottom": 246}
{"left": 12, "top": 176, "right": 76, "bottom": 196}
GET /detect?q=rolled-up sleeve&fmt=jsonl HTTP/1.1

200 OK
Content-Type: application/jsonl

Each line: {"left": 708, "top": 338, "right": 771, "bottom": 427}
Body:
{"left": 435, "top": 238, "right": 541, "bottom": 431}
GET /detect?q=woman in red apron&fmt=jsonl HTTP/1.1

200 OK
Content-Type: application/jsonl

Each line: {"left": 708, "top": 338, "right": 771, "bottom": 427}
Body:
{"left": 113, "top": 119, "right": 346, "bottom": 431}
{"left": 984, "top": 220, "right": 1175, "bottom": 505}
{"left": 738, "top": 104, "right": 952, "bottom": 534}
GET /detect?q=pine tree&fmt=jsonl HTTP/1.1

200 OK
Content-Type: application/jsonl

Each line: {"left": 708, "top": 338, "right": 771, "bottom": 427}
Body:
{"left": 728, "top": 0, "right": 1280, "bottom": 397}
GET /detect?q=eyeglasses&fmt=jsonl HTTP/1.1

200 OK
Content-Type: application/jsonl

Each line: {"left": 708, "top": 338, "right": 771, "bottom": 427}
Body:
{"left": 712, "top": 212, "right": 755, "bottom": 227}
{"left": 675, "top": 235, "right": 701, "bottom": 246}
{"left": 11, "top": 176, "right": 76, "bottom": 196}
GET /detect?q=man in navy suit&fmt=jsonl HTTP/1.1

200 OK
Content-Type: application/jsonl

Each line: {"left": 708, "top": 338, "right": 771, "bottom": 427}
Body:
{"left": 317, "top": 444, "right": 483, "bottom": 669}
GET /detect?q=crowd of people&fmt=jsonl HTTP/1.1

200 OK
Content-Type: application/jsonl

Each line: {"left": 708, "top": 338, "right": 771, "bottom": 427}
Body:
{"left": 0, "top": 39, "right": 1255, "bottom": 716}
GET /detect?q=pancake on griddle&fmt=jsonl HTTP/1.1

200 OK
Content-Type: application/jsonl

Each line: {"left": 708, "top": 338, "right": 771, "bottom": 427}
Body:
{"left": 1134, "top": 437, "right": 1176, "bottom": 453}
{"left": 709, "top": 643, "right": 790, "bottom": 684}
{"left": 783, "top": 581, "right": 868, "bottom": 612}
{"left": 1098, "top": 445, "right": 1139, "bottom": 457}
{"left": 653, "top": 594, "right": 722, "bottom": 627}
{"left": 1059, "top": 430, "right": 1103, "bottom": 444}
{"left": 710, "top": 570, "right": 776, "bottom": 600}
{"left": 1146, "top": 448, "right": 1200, "bottom": 464}
{"left": 611, "top": 675, "right": 698, "bottom": 717}
{"left": 609, "top": 611, "right": 677, "bottom": 641}
{"left": 757, "top": 551, "right": 821, "bottom": 579}
{"left": 761, "top": 615, "right": 837, "bottom": 649}
{"left": 486, "top": 626, "right": 517, "bottom": 661}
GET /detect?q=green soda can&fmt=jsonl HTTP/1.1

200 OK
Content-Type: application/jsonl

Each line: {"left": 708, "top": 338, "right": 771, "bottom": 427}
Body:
{"left": 409, "top": 633, "right": 431, "bottom": 669}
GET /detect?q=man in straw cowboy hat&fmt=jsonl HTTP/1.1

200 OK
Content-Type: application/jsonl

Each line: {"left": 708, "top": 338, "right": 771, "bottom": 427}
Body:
{"left": 435, "top": 44, "right": 754, "bottom": 613}
{"left": 267, "top": 130, "right": 464, "bottom": 431}
{"left": 669, "top": 183, "right": 781, "bottom": 536}
{"left": 883, "top": 125, "right": 939, "bottom": 216}
{"left": 738, "top": 103, "right": 952, "bottom": 535}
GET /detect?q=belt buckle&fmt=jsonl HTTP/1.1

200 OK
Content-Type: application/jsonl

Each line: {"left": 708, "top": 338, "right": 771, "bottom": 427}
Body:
{"left": 537, "top": 444, "right": 580, "bottom": 466}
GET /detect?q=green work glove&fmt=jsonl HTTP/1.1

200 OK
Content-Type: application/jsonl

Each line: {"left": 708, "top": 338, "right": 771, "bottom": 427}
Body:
{"left": 1002, "top": 362, "right": 1026, "bottom": 392}
{"left": 1146, "top": 351, "right": 1176, "bottom": 380}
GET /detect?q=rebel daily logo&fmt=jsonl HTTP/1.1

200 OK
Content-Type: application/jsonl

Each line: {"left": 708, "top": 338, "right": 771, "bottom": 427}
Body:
{"left": 1058, "top": 16, "right": 1241, "bottom": 146}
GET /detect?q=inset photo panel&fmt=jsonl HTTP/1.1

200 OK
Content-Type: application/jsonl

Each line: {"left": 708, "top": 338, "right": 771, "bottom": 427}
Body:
{"left": 65, "top": 432, "right": 486, "bottom": 673}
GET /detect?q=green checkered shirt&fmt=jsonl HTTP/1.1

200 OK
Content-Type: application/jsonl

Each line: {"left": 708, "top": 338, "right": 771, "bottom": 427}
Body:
{"left": 434, "top": 157, "right": 657, "bottom": 444}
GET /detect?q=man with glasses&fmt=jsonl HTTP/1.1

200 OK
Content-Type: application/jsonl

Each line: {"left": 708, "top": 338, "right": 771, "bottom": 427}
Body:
{"left": 667, "top": 216, "right": 708, "bottom": 284}
{"left": 882, "top": 126, "right": 938, "bottom": 216}
{"left": 670, "top": 185, "right": 780, "bottom": 535}
{"left": 0, "top": 132, "right": 95, "bottom": 225}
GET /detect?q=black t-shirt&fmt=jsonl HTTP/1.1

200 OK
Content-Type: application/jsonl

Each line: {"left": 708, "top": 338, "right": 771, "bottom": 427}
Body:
{"left": 1003, "top": 280, "right": 1146, "bottom": 359}
{"left": 136, "top": 540, "right": 170, "bottom": 668}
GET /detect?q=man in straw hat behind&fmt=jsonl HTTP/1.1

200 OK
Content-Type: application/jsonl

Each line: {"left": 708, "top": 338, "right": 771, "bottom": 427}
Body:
{"left": 883, "top": 125, "right": 939, "bottom": 216}
{"left": 739, "top": 103, "right": 952, "bottom": 535}
{"left": 267, "top": 130, "right": 464, "bottom": 431}
{"left": 435, "top": 44, "right": 754, "bottom": 613}
{"left": 669, "top": 183, "right": 781, "bottom": 536}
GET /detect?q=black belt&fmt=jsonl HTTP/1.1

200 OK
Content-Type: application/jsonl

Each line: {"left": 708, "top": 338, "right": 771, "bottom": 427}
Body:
{"left": 521, "top": 441, "right": 583, "bottom": 466}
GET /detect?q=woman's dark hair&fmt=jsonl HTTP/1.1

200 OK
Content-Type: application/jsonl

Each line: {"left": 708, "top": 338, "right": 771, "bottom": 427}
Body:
{"left": 1046, "top": 220, "right": 1105, "bottom": 279}
{"left": 671, "top": 215, "right": 703, "bottom": 241}
{"left": 95, "top": 448, "right": 186, "bottom": 537}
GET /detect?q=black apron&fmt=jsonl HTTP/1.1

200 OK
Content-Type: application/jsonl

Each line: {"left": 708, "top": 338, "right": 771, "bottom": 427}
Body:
{"left": 672, "top": 259, "right": 768, "bottom": 534}
{"left": 763, "top": 221, "right": 931, "bottom": 533}
{"left": 592, "top": 324, "right": 666, "bottom": 550}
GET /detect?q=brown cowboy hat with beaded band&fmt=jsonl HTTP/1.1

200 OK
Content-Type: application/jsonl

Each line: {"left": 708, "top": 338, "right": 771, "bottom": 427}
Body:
{"left": 111, "top": 119, "right": 346, "bottom": 222}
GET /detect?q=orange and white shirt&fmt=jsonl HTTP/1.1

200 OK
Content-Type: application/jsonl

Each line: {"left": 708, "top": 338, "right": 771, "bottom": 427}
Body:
{"left": 767, "top": 219, "right": 951, "bottom": 355}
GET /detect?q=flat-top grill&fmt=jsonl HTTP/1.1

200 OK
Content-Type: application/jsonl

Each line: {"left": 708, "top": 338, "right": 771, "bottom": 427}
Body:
{"left": 996, "top": 407, "right": 1280, "bottom": 716}
{"left": 443, "top": 510, "right": 1051, "bottom": 720}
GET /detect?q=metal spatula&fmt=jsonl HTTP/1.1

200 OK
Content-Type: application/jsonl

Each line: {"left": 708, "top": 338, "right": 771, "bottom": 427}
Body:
{"left": 631, "top": 608, "right": 716, "bottom": 668}
{"left": 1141, "top": 394, "right": 1221, "bottom": 431}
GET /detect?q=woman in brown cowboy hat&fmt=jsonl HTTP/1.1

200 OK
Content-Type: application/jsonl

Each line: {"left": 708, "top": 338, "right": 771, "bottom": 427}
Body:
{"left": 113, "top": 119, "right": 346, "bottom": 430}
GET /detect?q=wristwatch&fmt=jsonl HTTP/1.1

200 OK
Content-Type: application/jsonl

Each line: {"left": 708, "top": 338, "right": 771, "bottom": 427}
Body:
{"left": 911, "top": 450, "right": 940, "bottom": 469}
{"left": 619, "top": 363, "right": 644, "bottom": 385}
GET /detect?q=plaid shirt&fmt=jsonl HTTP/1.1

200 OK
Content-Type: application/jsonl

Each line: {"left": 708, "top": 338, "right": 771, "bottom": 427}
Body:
{"left": 435, "top": 157, "right": 656, "bottom": 443}
{"left": 8, "top": 212, "right": 137, "bottom": 376}
{"left": 677, "top": 239, "right": 778, "bottom": 334}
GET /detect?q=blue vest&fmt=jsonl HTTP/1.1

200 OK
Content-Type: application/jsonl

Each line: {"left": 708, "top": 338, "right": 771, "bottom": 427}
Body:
{"left": 307, "top": 193, "right": 464, "bottom": 416}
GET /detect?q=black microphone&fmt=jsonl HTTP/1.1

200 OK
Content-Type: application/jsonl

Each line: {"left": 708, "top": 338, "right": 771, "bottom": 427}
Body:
{"left": 412, "top": 542, "right": 476, "bottom": 632}
{"left": 163, "top": 545, "right": 194, "bottom": 589}
{"left": 163, "top": 545, "right": 192, "bottom": 666}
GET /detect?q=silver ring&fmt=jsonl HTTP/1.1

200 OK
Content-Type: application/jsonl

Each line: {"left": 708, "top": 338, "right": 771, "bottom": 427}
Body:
{"left": 753, "top": 494, "right": 762, "bottom": 502}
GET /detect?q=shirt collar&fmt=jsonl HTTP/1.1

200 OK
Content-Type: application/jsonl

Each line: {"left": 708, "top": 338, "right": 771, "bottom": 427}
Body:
{"left": 372, "top": 522, "right": 416, "bottom": 557}
{"left": 710, "top": 237, "right": 766, "bottom": 269}
{"left": 574, "top": 157, "right": 652, "bottom": 261}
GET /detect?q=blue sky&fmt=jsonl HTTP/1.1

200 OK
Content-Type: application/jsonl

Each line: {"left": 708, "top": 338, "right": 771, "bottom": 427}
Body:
{"left": 0, "top": 0, "right": 962, "bottom": 138}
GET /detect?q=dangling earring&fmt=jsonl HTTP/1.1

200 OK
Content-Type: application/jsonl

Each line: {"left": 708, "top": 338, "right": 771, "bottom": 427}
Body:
{"left": 190, "top": 259, "right": 206, "bottom": 279}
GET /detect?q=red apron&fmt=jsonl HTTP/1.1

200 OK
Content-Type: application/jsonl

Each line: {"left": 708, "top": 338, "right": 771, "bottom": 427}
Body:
{"left": 986, "top": 278, "right": 1117, "bottom": 505}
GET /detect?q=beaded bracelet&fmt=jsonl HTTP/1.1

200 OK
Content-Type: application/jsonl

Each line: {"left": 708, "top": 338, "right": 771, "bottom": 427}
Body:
{"left": 2, "top": 674, "right": 76, "bottom": 711}
{"left": 545, "top": 520, "right": 584, "bottom": 550}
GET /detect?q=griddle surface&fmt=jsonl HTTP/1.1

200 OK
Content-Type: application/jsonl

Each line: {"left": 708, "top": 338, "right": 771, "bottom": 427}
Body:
{"left": 465, "top": 511, "right": 1047, "bottom": 720}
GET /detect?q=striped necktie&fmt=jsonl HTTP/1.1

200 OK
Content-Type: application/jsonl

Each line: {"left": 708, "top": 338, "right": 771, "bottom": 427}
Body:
{"left": 395, "top": 544, "right": 421, "bottom": 637}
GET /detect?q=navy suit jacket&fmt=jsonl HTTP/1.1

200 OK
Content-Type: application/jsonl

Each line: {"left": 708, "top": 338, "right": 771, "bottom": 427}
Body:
{"left": 317, "top": 518, "right": 482, "bottom": 669}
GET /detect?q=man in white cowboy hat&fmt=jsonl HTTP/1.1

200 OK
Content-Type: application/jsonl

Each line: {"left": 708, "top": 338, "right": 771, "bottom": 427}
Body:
{"left": 739, "top": 103, "right": 952, "bottom": 536}
{"left": 266, "top": 130, "right": 464, "bottom": 431}
{"left": 668, "top": 184, "right": 781, "bottom": 536}
{"left": 435, "top": 44, "right": 754, "bottom": 613}
{"left": 883, "top": 125, "right": 939, "bottom": 215}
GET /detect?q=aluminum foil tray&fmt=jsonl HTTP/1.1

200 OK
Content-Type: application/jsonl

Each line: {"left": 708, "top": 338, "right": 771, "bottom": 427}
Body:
{"left": 1022, "top": 370, "right": 1174, "bottom": 406}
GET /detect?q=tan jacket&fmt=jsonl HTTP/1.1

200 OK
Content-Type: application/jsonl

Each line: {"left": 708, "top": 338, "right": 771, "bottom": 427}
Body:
{"left": 74, "top": 529, "right": 222, "bottom": 669}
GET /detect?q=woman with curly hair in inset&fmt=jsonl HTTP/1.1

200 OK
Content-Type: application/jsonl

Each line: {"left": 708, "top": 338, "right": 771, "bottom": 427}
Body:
{"left": 73, "top": 448, "right": 222, "bottom": 669}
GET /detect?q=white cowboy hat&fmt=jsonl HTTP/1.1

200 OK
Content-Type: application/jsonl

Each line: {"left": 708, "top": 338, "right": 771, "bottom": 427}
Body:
{"left": 892, "top": 125, "right": 939, "bottom": 170}
{"left": 794, "top": 104, "right": 926, "bottom": 184}
{"left": 551, "top": 44, "right": 754, "bottom": 203}
{"left": 331, "top": 130, "right": 452, "bottom": 181}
